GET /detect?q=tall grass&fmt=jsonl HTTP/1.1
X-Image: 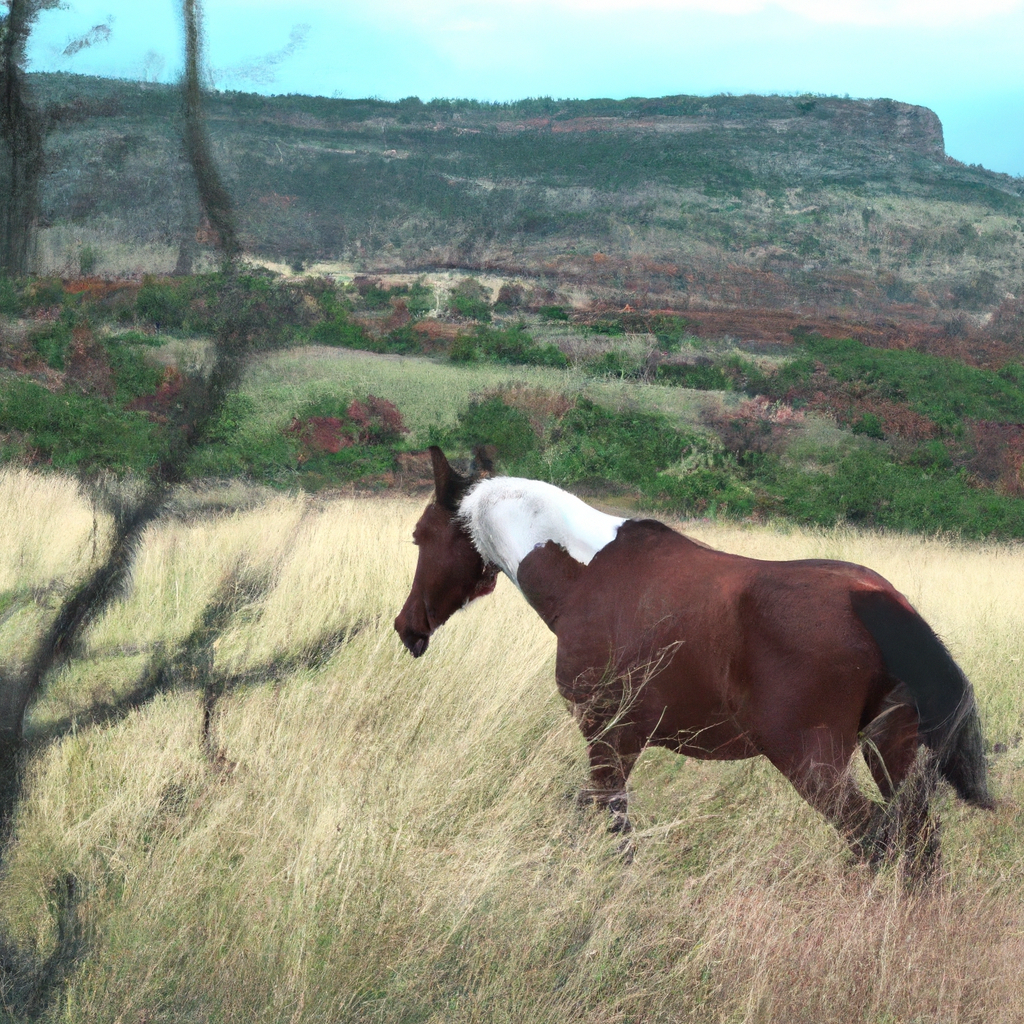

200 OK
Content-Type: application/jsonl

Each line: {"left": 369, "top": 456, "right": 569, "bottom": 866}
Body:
{"left": 1, "top": 476, "right": 1023, "bottom": 1021}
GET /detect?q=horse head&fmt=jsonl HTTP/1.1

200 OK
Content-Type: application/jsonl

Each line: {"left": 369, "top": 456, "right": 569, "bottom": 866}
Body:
{"left": 394, "top": 446, "right": 498, "bottom": 657}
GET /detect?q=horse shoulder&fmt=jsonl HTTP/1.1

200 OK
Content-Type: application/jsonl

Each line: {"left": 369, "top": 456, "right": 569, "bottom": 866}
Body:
{"left": 516, "top": 540, "right": 587, "bottom": 633}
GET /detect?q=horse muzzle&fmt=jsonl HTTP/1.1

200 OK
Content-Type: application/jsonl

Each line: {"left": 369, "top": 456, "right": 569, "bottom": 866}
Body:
{"left": 394, "top": 611, "right": 431, "bottom": 657}
{"left": 404, "top": 632, "right": 429, "bottom": 658}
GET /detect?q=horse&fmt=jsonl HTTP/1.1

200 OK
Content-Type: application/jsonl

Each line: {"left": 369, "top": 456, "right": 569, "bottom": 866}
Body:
{"left": 395, "top": 447, "right": 993, "bottom": 869}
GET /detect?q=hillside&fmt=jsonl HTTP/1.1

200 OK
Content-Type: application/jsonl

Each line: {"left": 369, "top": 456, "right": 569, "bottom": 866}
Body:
{"left": 2, "top": 272, "right": 1023, "bottom": 537}
{"left": 24, "top": 74, "right": 1024, "bottom": 325}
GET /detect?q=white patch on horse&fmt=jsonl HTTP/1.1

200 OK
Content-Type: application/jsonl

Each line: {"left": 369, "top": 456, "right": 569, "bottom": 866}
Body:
{"left": 458, "top": 477, "right": 625, "bottom": 586}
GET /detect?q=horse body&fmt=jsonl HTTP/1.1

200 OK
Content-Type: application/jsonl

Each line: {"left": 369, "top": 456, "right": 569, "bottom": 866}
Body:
{"left": 395, "top": 448, "right": 993, "bottom": 866}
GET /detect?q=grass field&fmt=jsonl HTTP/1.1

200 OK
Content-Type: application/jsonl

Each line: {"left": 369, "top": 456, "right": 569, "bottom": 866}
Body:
{"left": 1, "top": 469, "right": 1024, "bottom": 1022}
{"left": 241, "top": 345, "right": 727, "bottom": 444}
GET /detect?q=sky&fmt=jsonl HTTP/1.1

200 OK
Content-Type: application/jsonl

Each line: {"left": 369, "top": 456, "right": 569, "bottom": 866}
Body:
{"left": 21, "top": 0, "right": 1024, "bottom": 177}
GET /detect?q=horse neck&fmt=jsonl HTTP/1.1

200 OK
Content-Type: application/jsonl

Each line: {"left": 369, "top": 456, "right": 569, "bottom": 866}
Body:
{"left": 458, "top": 477, "right": 625, "bottom": 586}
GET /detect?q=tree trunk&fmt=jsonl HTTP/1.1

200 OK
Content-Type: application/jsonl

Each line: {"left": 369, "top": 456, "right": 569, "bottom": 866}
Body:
{"left": 0, "top": 0, "right": 45, "bottom": 276}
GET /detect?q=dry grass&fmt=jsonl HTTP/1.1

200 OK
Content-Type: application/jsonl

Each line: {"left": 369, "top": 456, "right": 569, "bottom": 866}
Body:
{"left": 1, "top": 476, "right": 1023, "bottom": 1022}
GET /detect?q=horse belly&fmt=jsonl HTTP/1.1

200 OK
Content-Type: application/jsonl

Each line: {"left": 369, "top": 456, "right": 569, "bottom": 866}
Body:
{"left": 643, "top": 671, "right": 759, "bottom": 760}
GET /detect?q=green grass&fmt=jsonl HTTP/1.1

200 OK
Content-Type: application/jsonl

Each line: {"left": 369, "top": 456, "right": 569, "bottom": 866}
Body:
{"left": 733, "top": 336, "right": 1024, "bottom": 429}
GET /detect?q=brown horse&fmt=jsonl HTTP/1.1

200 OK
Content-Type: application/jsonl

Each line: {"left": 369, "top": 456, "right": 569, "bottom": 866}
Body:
{"left": 395, "top": 448, "right": 993, "bottom": 868}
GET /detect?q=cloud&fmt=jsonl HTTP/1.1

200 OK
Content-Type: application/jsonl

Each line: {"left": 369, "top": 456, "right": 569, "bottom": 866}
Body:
{"left": 217, "top": 23, "right": 311, "bottom": 87}
{"left": 62, "top": 17, "right": 113, "bottom": 58}
{"left": 344, "top": 0, "right": 1023, "bottom": 28}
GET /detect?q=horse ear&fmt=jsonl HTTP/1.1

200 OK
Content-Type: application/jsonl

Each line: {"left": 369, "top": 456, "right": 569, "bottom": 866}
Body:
{"left": 429, "top": 446, "right": 453, "bottom": 501}
{"left": 471, "top": 444, "right": 497, "bottom": 478}
{"left": 429, "top": 446, "right": 471, "bottom": 510}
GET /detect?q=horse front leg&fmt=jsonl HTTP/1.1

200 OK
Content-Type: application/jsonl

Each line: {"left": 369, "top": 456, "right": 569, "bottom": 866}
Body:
{"left": 571, "top": 701, "right": 643, "bottom": 834}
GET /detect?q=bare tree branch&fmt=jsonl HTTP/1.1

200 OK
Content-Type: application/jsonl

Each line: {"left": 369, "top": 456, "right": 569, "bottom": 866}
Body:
{"left": 181, "top": 0, "right": 238, "bottom": 261}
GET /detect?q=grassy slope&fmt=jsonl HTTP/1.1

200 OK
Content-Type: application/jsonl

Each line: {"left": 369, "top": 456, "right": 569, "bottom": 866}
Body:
{"left": 3, "top": 272, "right": 1023, "bottom": 535}
{"left": 237, "top": 345, "right": 719, "bottom": 443}
{"left": 1, "top": 471, "right": 1023, "bottom": 1022}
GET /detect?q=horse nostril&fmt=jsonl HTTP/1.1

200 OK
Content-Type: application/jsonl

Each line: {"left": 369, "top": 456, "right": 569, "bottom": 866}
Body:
{"left": 410, "top": 635, "right": 428, "bottom": 658}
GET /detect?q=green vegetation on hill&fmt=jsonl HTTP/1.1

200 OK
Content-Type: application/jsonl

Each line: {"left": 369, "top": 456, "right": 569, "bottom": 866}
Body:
{"left": 2, "top": 271, "right": 1023, "bottom": 537}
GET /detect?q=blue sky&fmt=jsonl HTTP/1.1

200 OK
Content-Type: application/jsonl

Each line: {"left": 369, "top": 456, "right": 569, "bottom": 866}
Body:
{"left": 23, "top": 0, "right": 1024, "bottom": 176}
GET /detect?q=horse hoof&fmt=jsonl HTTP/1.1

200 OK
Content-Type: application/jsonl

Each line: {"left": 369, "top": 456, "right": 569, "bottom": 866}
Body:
{"left": 617, "top": 836, "right": 635, "bottom": 865}
{"left": 607, "top": 815, "right": 632, "bottom": 835}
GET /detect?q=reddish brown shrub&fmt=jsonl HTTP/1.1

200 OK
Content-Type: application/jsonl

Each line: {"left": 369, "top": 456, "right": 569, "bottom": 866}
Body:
{"left": 127, "top": 367, "right": 185, "bottom": 421}
{"left": 702, "top": 396, "right": 804, "bottom": 459}
{"left": 969, "top": 421, "right": 1024, "bottom": 496}
{"left": 65, "top": 327, "right": 114, "bottom": 398}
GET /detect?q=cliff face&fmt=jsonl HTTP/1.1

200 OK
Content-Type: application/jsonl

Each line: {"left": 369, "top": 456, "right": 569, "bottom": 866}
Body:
{"left": 23, "top": 75, "right": 1024, "bottom": 317}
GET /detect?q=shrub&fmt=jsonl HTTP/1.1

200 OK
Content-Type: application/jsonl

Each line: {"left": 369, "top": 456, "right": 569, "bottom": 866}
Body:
{"left": 657, "top": 362, "right": 733, "bottom": 390}
{"left": 31, "top": 323, "right": 72, "bottom": 369}
{"left": 449, "top": 294, "right": 492, "bottom": 321}
{"left": 79, "top": 245, "right": 99, "bottom": 276}
{"left": 0, "top": 377, "right": 166, "bottom": 472}
{"left": 309, "top": 311, "right": 371, "bottom": 349}
{"left": 587, "top": 351, "right": 647, "bottom": 379}
{"left": 102, "top": 337, "right": 166, "bottom": 404}
{"left": 852, "top": 412, "right": 885, "bottom": 439}
{"left": 448, "top": 278, "right": 493, "bottom": 321}
{"left": 380, "top": 325, "right": 424, "bottom": 356}
{"left": 0, "top": 276, "right": 19, "bottom": 315}
{"left": 22, "top": 277, "right": 65, "bottom": 311}
{"left": 136, "top": 276, "right": 191, "bottom": 331}
{"left": 441, "top": 397, "right": 538, "bottom": 462}
{"left": 538, "top": 305, "right": 569, "bottom": 321}
{"left": 285, "top": 394, "right": 409, "bottom": 485}
{"left": 449, "top": 326, "right": 568, "bottom": 367}
{"left": 406, "top": 280, "right": 434, "bottom": 316}
{"left": 494, "top": 282, "right": 524, "bottom": 312}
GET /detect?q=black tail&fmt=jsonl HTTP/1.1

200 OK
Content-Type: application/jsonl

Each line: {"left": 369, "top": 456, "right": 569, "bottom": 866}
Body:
{"left": 851, "top": 589, "right": 993, "bottom": 809}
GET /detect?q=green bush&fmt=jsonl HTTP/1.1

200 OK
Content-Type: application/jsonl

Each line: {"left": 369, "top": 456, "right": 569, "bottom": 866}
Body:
{"left": 309, "top": 311, "right": 371, "bottom": 349}
{"left": 31, "top": 324, "right": 72, "bottom": 369}
{"left": 0, "top": 377, "right": 166, "bottom": 473}
{"left": 449, "top": 326, "right": 568, "bottom": 367}
{"left": 754, "top": 444, "right": 1024, "bottom": 537}
{"left": 538, "top": 305, "right": 569, "bottom": 321}
{"left": 723, "top": 337, "right": 1024, "bottom": 428}
{"left": 587, "top": 351, "right": 647, "bottom": 379}
{"left": 79, "top": 245, "right": 99, "bottom": 276}
{"left": 656, "top": 362, "right": 733, "bottom": 390}
{"left": 449, "top": 294, "right": 492, "bottom": 322}
{"left": 440, "top": 397, "right": 538, "bottom": 462}
{"left": 851, "top": 412, "right": 884, "bottom": 438}
{"left": 136, "top": 276, "right": 192, "bottom": 331}
{"left": 650, "top": 314, "right": 692, "bottom": 353}
{"left": 547, "top": 399, "right": 694, "bottom": 487}
{"left": 102, "top": 337, "right": 165, "bottom": 404}
{"left": 0, "top": 276, "right": 20, "bottom": 316}
{"left": 22, "top": 277, "right": 65, "bottom": 311}
{"left": 380, "top": 325, "right": 424, "bottom": 355}
{"left": 406, "top": 280, "right": 434, "bottom": 316}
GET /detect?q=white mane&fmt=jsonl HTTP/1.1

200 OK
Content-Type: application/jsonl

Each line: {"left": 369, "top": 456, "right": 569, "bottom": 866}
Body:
{"left": 458, "top": 476, "right": 625, "bottom": 586}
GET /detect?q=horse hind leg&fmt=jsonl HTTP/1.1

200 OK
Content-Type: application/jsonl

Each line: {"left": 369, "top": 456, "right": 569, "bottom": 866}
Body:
{"left": 860, "top": 695, "right": 941, "bottom": 878}
{"left": 763, "top": 723, "right": 880, "bottom": 861}
{"left": 860, "top": 693, "right": 919, "bottom": 800}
